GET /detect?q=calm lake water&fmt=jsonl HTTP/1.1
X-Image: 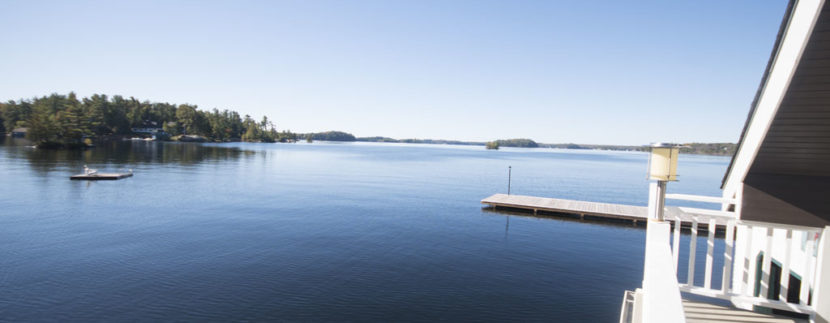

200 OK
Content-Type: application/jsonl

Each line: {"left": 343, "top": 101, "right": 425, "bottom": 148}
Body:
{"left": 0, "top": 138, "right": 729, "bottom": 322}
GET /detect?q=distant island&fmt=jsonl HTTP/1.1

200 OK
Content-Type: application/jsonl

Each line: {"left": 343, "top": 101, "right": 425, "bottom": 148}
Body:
{"left": 1, "top": 92, "right": 297, "bottom": 148}
{"left": 313, "top": 133, "right": 736, "bottom": 156}
{"left": 299, "top": 131, "right": 356, "bottom": 142}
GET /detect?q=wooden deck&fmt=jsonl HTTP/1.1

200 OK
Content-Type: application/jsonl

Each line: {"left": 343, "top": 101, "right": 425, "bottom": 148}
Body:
{"left": 683, "top": 299, "right": 807, "bottom": 323}
{"left": 70, "top": 172, "right": 133, "bottom": 180}
{"left": 481, "top": 193, "right": 729, "bottom": 226}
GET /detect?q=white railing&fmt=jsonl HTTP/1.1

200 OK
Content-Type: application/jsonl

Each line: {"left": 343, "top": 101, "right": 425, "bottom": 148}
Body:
{"left": 619, "top": 290, "right": 637, "bottom": 323}
{"left": 665, "top": 194, "right": 823, "bottom": 318}
{"left": 627, "top": 193, "right": 829, "bottom": 323}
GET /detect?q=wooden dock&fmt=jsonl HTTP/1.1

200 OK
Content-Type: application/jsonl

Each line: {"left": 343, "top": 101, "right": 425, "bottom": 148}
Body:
{"left": 481, "top": 193, "right": 729, "bottom": 227}
{"left": 70, "top": 172, "right": 133, "bottom": 180}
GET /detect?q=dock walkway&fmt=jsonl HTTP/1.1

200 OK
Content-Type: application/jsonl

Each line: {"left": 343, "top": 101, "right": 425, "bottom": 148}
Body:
{"left": 481, "top": 193, "right": 729, "bottom": 226}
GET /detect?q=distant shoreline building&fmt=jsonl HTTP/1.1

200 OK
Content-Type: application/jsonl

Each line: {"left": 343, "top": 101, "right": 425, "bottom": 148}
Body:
{"left": 11, "top": 127, "right": 27, "bottom": 138}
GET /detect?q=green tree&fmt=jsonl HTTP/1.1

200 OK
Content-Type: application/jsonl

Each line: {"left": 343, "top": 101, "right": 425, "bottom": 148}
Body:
{"left": 56, "top": 92, "right": 90, "bottom": 144}
{"left": 27, "top": 101, "right": 60, "bottom": 144}
{"left": 3, "top": 100, "right": 33, "bottom": 130}
{"left": 0, "top": 102, "right": 6, "bottom": 133}
{"left": 175, "top": 104, "right": 198, "bottom": 135}
{"left": 83, "top": 95, "right": 107, "bottom": 135}
{"left": 163, "top": 121, "right": 180, "bottom": 136}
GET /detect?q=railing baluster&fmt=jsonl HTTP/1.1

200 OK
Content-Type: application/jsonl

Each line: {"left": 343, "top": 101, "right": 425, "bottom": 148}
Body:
{"left": 705, "top": 218, "right": 716, "bottom": 289}
{"left": 800, "top": 232, "right": 815, "bottom": 305}
{"left": 688, "top": 217, "right": 698, "bottom": 286}
{"left": 743, "top": 225, "right": 754, "bottom": 296}
{"left": 760, "top": 227, "right": 773, "bottom": 298}
{"left": 673, "top": 217, "right": 681, "bottom": 274}
{"left": 780, "top": 230, "right": 792, "bottom": 301}
{"left": 722, "top": 220, "right": 735, "bottom": 294}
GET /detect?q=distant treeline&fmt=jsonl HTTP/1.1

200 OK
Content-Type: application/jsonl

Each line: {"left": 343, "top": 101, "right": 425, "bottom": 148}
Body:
{"left": 678, "top": 143, "right": 736, "bottom": 156}
{"left": 537, "top": 143, "right": 736, "bottom": 155}
{"left": 357, "top": 137, "right": 539, "bottom": 148}
{"left": 2, "top": 96, "right": 736, "bottom": 156}
{"left": 358, "top": 136, "right": 481, "bottom": 146}
{"left": 355, "top": 133, "right": 736, "bottom": 155}
{"left": 1, "top": 93, "right": 296, "bottom": 148}
{"left": 538, "top": 143, "right": 736, "bottom": 155}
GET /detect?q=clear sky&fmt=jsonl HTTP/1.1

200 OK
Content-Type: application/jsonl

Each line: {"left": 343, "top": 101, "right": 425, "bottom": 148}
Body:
{"left": 0, "top": 0, "right": 789, "bottom": 145}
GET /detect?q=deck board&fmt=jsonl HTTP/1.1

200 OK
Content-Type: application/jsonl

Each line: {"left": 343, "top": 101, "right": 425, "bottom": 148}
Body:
{"left": 682, "top": 299, "right": 806, "bottom": 323}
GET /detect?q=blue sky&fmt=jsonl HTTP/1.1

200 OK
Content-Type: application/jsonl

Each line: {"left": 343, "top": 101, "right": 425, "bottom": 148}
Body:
{"left": 0, "top": 0, "right": 788, "bottom": 145}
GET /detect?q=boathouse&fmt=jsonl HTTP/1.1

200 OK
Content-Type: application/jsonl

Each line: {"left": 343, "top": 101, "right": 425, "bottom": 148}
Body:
{"left": 11, "top": 127, "right": 27, "bottom": 138}
{"left": 622, "top": 0, "right": 830, "bottom": 322}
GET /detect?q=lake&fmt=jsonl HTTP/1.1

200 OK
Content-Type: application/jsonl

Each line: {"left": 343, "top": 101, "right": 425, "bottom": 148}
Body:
{"left": 0, "top": 138, "right": 730, "bottom": 322}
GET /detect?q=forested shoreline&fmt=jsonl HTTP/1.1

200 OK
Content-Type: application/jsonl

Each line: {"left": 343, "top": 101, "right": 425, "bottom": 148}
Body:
{"left": 0, "top": 93, "right": 296, "bottom": 148}
{"left": 1, "top": 93, "right": 736, "bottom": 155}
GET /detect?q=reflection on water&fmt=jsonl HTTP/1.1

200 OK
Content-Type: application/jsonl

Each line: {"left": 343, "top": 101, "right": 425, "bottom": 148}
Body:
{"left": 3, "top": 137, "right": 254, "bottom": 174}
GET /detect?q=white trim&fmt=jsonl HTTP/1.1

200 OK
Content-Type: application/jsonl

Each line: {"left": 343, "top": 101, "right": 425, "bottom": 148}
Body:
{"left": 678, "top": 207, "right": 736, "bottom": 219}
{"left": 723, "top": 0, "right": 826, "bottom": 197}
{"left": 666, "top": 193, "right": 735, "bottom": 204}
{"left": 739, "top": 220, "right": 825, "bottom": 233}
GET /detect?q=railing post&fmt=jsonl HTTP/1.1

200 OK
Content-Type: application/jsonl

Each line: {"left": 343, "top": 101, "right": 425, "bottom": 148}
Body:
{"left": 642, "top": 220, "right": 685, "bottom": 323}
{"left": 688, "top": 217, "right": 698, "bottom": 286}
{"left": 705, "top": 219, "right": 716, "bottom": 289}
{"left": 743, "top": 225, "right": 755, "bottom": 297}
{"left": 780, "top": 230, "right": 793, "bottom": 302}
{"left": 673, "top": 218, "right": 681, "bottom": 274}
{"left": 760, "top": 227, "right": 773, "bottom": 298}
{"left": 722, "top": 221, "right": 735, "bottom": 294}
{"left": 647, "top": 181, "right": 667, "bottom": 221}
{"left": 812, "top": 226, "right": 830, "bottom": 322}
{"left": 801, "top": 231, "right": 815, "bottom": 305}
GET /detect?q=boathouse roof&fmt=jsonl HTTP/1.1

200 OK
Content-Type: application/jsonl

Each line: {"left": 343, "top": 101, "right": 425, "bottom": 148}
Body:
{"left": 722, "top": 0, "right": 830, "bottom": 228}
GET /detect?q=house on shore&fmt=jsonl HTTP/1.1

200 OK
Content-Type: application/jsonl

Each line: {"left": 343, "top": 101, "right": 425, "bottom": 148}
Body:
{"left": 622, "top": 0, "right": 830, "bottom": 322}
{"left": 11, "top": 128, "right": 27, "bottom": 138}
